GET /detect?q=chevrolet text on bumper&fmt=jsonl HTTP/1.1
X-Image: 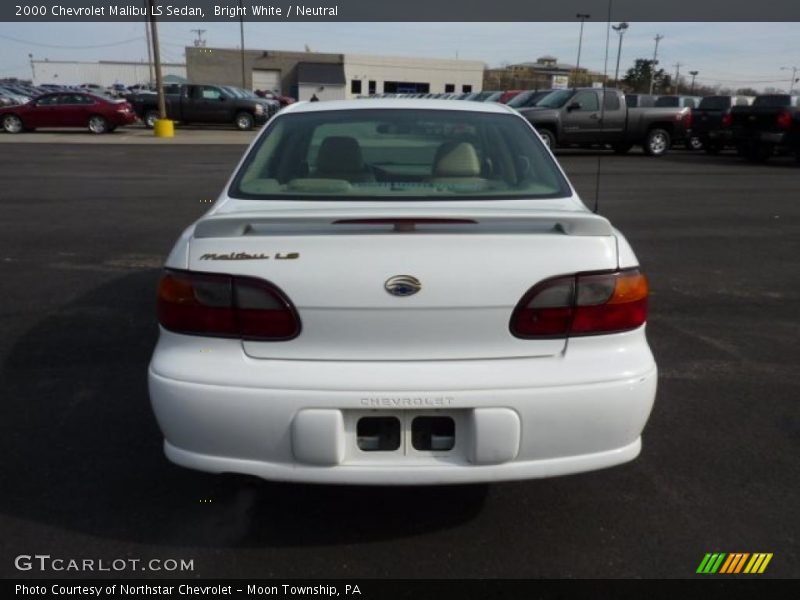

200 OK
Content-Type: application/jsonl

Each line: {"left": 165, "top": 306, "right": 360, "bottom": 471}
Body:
{"left": 149, "top": 99, "right": 657, "bottom": 485}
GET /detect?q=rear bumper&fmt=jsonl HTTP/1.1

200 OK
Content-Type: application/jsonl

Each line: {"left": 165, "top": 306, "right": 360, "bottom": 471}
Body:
{"left": 697, "top": 129, "right": 732, "bottom": 143}
{"left": 733, "top": 130, "right": 793, "bottom": 146}
{"left": 163, "top": 438, "right": 644, "bottom": 485}
{"left": 112, "top": 113, "right": 138, "bottom": 126}
{"left": 149, "top": 328, "right": 657, "bottom": 485}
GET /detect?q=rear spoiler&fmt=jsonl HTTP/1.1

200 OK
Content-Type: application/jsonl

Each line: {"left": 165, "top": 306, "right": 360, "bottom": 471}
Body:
{"left": 193, "top": 209, "right": 613, "bottom": 238}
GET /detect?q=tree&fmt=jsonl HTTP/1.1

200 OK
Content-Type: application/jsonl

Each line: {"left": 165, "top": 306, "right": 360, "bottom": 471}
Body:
{"left": 622, "top": 59, "right": 671, "bottom": 93}
{"left": 735, "top": 87, "right": 759, "bottom": 97}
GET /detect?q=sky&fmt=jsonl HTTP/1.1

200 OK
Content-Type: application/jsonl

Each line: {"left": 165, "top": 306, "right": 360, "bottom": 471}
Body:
{"left": 1, "top": 21, "right": 798, "bottom": 91}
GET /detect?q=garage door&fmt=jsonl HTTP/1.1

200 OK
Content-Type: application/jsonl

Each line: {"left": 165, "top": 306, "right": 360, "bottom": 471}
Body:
{"left": 251, "top": 69, "right": 281, "bottom": 94}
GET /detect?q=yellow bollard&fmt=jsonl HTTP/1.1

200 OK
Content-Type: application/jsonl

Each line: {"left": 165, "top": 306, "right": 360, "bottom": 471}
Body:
{"left": 153, "top": 119, "right": 175, "bottom": 138}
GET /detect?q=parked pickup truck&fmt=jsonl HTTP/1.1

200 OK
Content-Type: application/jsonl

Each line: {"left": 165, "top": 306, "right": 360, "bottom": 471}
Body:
{"left": 729, "top": 94, "right": 800, "bottom": 162}
{"left": 689, "top": 95, "right": 754, "bottom": 154}
{"left": 517, "top": 88, "right": 691, "bottom": 156}
{"left": 131, "top": 83, "right": 277, "bottom": 130}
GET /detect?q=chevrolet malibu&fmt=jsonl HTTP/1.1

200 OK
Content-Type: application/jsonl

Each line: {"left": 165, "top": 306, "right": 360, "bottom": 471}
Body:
{"left": 0, "top": 91, "right": 136, "bottom": 134}
{"left": 149, "top": 99, "right": 657, "bottom": 485}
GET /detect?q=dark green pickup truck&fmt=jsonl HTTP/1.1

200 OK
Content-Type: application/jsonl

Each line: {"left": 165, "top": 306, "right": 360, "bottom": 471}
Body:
{"left": 131, "top": 84, "right": 278, "bottom": 131}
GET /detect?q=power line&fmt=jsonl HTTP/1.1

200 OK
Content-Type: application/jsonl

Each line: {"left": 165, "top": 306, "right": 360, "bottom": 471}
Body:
{"left": 0, "top": 63, "right": 32, "bottom": 74}
{"left": 0, "top": 33, "right": 144, "bottom": 49}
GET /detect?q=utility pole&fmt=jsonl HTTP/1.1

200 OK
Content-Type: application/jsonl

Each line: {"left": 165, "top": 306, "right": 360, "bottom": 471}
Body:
{"left": 673, "top": 62, "right": 681, "bottom": 94}
{"left": 612, "top": 22, "right": 629, "bottom": 86}
{"left": 649, "top": 34, "right": 663, "bottom": 94}
{"left": 689, "top": 70, "right": 698, "bottom": 94}
{"left": 28, "top": 53, "right": 35, "bottom": 82}
{"left": 190, "top": 29, "right": 207, "bottom": 47}
{"left": 239, "top": 0, "right": 246, "bottom": 89}
{"left": 143, "top": 0, "right": 153, "bottom": 84}
{"left": 575, "top": 13, "right": 590, "bottom": 87}
{"left": 148, "top": 0, "right": 164, "bottom": 119}
{"left": 780, "top": 66, "right": 799, "bottom": 93}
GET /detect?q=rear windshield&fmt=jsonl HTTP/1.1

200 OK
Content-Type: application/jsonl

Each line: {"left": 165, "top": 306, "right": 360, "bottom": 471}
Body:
{"left": 698, "top": 96, "right": 731, "bottom": 110}
{"left": 753, "top": 95, "right": 795, "bottom": 107}
{"left": 655, "top": 96, "right": 680, "bottom": 107}
{"left": 230, "top": 109, "right": 570, "bottom": 200}
{"left": 626, "top": 95, "right": 657, "bottom": 107}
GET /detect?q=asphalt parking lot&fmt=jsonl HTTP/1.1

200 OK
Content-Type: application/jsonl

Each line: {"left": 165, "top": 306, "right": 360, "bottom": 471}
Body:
{"left": 0, "top": 139, "right": 797, "bottom": 579}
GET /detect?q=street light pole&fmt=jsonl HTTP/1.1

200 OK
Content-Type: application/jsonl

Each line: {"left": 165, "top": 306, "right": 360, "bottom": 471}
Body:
{"left": 673, "top": 62, "right": 681, "bottom": 94}
{"left": 612, "top": 22, "right": 629, "bottom": 86}
{"left": 780, "top": 66, "right": 798, "bottom": 93}
{"left": 689, "top": 70, "right": 698, "bottom": 94}
{"left": 649, "top": 34, "right": 663, "bottom": 94}
{"left": 575, "top": 13, "right": 590, "bottom": 87}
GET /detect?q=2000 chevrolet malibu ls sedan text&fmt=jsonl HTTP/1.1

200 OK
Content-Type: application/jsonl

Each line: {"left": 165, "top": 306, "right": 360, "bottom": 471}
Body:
{"left": 149, "top": 99, "right": 657, "bottom": 485}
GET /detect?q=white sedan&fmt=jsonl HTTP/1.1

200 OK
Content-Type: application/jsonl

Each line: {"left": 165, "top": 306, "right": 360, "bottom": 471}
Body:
{"left": 149, "top": 99, "right": 657, "bottom": 485}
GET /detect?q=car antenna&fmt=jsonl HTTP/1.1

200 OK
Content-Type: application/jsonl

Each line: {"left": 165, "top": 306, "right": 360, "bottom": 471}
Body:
{"left": 594, "top": 0, "right": 613, "bottom": 214}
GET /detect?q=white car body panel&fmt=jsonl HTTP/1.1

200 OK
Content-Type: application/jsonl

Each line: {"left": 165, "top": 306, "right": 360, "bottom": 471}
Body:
{"left": 149, "top": 99, "right": 657, "bottom": 484}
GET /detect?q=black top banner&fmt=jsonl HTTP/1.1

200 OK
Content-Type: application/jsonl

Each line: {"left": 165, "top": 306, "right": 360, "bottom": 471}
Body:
{"left": 3, "top": 0, "right": 800, "bottom": 22}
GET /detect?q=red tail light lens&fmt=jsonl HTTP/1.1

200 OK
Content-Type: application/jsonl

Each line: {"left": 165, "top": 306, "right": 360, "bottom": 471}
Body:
{"left": 777, "top": 110, "right": 792, "bottom": 129}
{"left": 158, "top": 269, "right": 300, "bottom": 340}
{"left": 721, "top": 113, "right": 733, "bottom": 127}
{"left": 510, "top": 269, "right": 648, "bottom": 338}
{"left": 684, "top": 111, "right": 693, "bottom": 128}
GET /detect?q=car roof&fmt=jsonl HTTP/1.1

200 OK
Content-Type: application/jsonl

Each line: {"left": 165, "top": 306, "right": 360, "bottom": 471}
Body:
{"left": 280, "top": 98, "right": 517, "bottom": 115}
{"left": 37, "top": 91, "right": 109, "bottom": 100}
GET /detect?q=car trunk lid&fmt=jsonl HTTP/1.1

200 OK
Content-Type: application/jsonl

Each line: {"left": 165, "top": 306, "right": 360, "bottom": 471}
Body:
{"left": 186, "top": 208, "right": 619, "bottom": 361}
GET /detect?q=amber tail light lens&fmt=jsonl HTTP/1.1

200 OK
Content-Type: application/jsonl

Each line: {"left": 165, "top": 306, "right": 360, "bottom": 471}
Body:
{"left": 510, "top": 269, "right": 649, "bottom": 338}
{"left": 157, "top": 269, "right": 300, "bottom": 340}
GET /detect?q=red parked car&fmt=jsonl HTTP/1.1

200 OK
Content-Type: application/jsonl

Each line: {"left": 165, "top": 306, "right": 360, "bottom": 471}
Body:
{"left": 0, "top": 91, "right": 137, "bottom": 134}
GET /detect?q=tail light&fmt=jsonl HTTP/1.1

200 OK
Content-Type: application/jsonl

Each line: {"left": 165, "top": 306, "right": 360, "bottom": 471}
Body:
{"left": 157, "top": 269, "right": 300, "bottom": 340}
{"left": 777, "top": 110, "right": 792, "bottom": 129}
{"left": 721, "top": 113, "right": 733, "bottom": 127}
{"left": 510, "top": 269, "right": 648, "bottom": 338}
{"left": 684, "top": 111, "right": 693, "bottom": 128}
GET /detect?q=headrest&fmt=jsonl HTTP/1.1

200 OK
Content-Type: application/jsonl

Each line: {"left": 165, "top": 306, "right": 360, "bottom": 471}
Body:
{"left": 316, "top": 136, "right": 365, "bottom": 174}
{"left": 433, "top": 142, "right": 481, "bottom": 177}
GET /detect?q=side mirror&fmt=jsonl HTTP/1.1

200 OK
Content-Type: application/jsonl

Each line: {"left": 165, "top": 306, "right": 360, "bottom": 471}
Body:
{"left": 566, "top": 102, "right": 582, "bottom": 112}
{"left": 219, "top": 96, "right": 226, "bottom": 101}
